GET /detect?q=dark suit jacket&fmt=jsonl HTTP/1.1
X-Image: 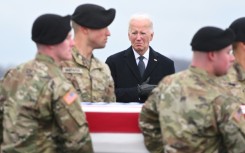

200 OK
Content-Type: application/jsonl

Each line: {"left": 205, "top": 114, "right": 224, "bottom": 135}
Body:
{"left": 106, "top": 46, "right": 175, "bottom": 103}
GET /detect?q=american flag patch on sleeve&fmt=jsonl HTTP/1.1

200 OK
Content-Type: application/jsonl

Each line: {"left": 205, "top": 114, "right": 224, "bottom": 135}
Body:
{"left": 240, "top": 105, "right": 245, "bottom": 114}
{"left": 63, "top": 90, "right": 78, "bottom": 105}
{"left": 233, "top": 105, "right": 245, "bottom": 123}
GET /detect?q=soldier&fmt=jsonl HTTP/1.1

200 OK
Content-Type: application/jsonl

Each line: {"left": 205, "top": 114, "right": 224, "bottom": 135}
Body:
{"left": 61, "top": 4, "right": 116, "bottom": 102}
{"left": 139, "top": 26, "right": 245, "bottom": 153}
{"left": 0, "top": 14, "right": 93, "bottom": 153}
{"left": 221, "top": 17, "right": 245, "bottom": 99}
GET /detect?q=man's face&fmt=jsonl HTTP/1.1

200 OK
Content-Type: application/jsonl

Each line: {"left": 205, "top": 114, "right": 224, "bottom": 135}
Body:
{"left": 128, "top": 19, "right": 153, "bottom": 55}
{"left": 87, "top": 27, "right": 111, "bottom": 49}
{"left": 213, "top": 45, "right": 235, "bottom": 76}
{"left": 54, "top": 33, "right": 74, "bottom": 61}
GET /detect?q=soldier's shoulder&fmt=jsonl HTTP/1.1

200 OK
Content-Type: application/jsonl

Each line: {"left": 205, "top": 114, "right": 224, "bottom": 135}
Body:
{"left": 60, "top": 60, "right": 76, "bottom": 67}
{"left": 1, "top": 60, "right": 35, "bottom": 80}
{"left": 213, "top": 94, "right": 242, "bottom": 107}
{"left": 160, "top": 70, "right": 190, "bottom": 85}
{"left": 92, "top": 57, "right": 110, "bottom": 71}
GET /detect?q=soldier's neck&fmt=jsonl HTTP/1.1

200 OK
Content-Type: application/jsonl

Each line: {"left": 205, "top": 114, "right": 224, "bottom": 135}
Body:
{"left": 234, "top": 49, "right": 245, "bottom": 70}
{"left": 74, "top": 43, "right": 93, "bottom": 60}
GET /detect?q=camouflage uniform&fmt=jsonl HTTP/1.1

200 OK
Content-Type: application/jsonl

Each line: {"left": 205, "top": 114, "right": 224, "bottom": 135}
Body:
{"left": 0, "top": 53, "right": 93, "bottom": 153}
{"left": 139, "top": 66, "right": 245, "bottom": 153}
{"left": 221, "top": 62, "right": 245, "bottom": 100}
{"left": 61, "top": 47, "right": 116, "bottom": 102}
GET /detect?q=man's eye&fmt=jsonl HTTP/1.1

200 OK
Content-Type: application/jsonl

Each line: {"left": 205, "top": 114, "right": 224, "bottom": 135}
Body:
{"left": 229, "top": 50, "right": 233, "bottom": 55}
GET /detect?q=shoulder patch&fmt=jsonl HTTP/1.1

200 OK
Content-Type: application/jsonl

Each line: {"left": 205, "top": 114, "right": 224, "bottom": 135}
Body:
{"left": 232, "top": 105, "right": 245, "bottom": 123}
{"left": 63, "top": 90, "right": 78, "bottom": 105}
{"left": 240, "top": 105, "right": 245, "bottom": 114}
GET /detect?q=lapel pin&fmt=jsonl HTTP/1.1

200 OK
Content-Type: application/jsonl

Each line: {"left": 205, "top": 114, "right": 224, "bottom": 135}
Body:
{"left": 154, "top": 59, "right": 157, "bottom": 61}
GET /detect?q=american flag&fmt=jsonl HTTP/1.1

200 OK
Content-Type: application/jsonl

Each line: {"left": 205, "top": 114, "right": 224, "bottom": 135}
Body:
{"left": 63, "top": 90, "right": 78, "bottom": 105}
{"left": 81, "top": 102, "right": 149, "bottom": 153}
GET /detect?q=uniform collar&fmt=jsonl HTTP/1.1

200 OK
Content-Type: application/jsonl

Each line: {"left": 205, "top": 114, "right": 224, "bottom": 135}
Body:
{"left": 72, "top": 47, "right": 103, "bottom": 70}
{"left": 233, "top": 62, "right": 245, "bottom": 81}
{"left": 35, "top": 53, "right": 56, "bottom": 65}
{"left": 189, "top": 66, "right": 221, "bottom": 81}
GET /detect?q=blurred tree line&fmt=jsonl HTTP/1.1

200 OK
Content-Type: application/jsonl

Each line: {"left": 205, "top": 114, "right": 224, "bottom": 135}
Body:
{"left": 173, "top": 58, "right": 190, "bottom": 72}
{"left": 0, "top": 58, "right": 190, "bottom": 78}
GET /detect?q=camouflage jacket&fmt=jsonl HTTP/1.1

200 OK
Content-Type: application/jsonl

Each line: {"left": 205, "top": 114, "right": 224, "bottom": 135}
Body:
{"left": 221, "top": 62, "right": 245, "bottom": 100}
{"left": 139, "top": 66, "right": 245, "bottom": 153}
{"left": 61, "top": 47, "right": 116, "bottom": 102}
{"left": 0, "top": 53, "right": 93, "bottom": 153}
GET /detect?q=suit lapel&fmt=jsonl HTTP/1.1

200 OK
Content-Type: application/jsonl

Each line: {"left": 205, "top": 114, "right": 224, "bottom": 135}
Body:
{"left": 143, "top": 48, "right": 158, "bottom": 80}
{"left": 124, "top": 47, "right": 142, "bottom": 82}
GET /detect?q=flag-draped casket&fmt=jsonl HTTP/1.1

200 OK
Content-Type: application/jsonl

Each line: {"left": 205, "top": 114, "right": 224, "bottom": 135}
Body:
{"left": 81, "top": 102, "right": 149, "bottom": 153}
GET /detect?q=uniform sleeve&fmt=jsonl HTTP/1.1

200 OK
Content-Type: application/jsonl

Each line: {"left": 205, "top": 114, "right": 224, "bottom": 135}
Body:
{"left": 38, "top": 80, "right": 93, "bottom": 153}
{"left": 103, "top": 63, "right": 116, "bottom": 102}
{"left": 139, "top": 86, "right": 164, "bottom": 153}
{"left": 0, "top": 70, "right": 12, "bottom": 145}
{"left": 213, "top": 95, "right": 245, "bottom": 152}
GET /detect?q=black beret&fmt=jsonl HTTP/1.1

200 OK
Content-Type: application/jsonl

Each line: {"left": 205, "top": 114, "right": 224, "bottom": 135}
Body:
{"left": 72, "top": 4, "right": 116, "bottom": 29}
{"left": 229, "top": 17, "right": 245, "bottom": 42}
{"left": 32, "top": 14, "right": 71, "bottom": 45}
{"left": 191, "top": 26, "right": 235, "bottom": 52}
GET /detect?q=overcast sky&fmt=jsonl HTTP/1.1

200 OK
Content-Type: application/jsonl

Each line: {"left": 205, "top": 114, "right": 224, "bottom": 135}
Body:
{"left": 1, "top": 0, "right": 245, "bottom": 67}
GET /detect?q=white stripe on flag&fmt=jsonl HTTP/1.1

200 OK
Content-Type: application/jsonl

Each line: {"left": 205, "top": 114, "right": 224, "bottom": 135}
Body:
{"left": 91, "top": 133, "right": 149, "bottom": 153}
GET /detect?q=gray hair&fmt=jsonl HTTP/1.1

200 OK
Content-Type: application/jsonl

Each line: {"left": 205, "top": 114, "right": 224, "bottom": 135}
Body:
{"left": 128, "top": 13, "right": 154, "bottom": 33}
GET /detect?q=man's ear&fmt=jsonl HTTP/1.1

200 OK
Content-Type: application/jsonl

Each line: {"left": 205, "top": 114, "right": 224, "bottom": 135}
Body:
{"left": 128, "top": 33, "right": 130, "bottom": 39}
{"left": 80, "top": 26, "right": 88, "bottom": 34}
{"left": 150, "top": 32, "right": 154, "bottom": 41}
{"left": 207, "top": 51, "right": 216, "bottom": 61}
{"left": 240, "top": 42, "right": 245, "bottom": 50}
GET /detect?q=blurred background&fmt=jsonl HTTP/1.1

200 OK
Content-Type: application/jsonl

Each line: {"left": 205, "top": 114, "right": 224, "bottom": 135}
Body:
{"left": 1, "top": 0, "right": 244, "bottom": 76}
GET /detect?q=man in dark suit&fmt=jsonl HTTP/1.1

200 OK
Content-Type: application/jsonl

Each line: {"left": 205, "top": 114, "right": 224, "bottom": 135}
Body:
{"left": 106, "top": 13, "right": 175, "bottom": 103}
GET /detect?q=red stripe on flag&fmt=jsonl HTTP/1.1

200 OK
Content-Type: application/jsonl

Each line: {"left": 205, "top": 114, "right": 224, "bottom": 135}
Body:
{"left": 85, "top": 112, "right": 141, "bottom": 133}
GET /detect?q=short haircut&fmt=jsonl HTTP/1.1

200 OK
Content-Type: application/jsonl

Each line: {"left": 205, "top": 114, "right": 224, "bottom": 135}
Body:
{"left": 71, "top": 20, "right": 80, "bottom": 33}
